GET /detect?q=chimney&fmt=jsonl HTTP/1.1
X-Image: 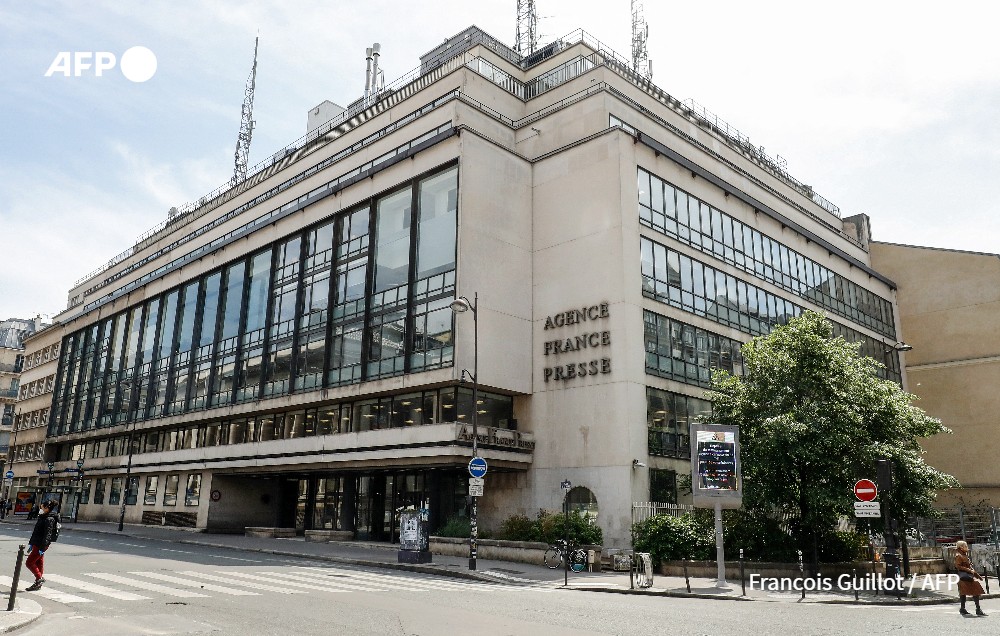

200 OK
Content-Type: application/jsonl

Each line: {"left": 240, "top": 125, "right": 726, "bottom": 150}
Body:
{"left": 364, "top": 47, "right": 374, "bottom": 100}
{"left": 370, "top": 43, "right": 381, "bottom": 95}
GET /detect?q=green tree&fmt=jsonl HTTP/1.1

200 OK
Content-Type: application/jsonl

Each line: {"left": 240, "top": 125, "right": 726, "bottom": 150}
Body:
{"left": 709, "top": 311, "right": 956, "bottom": 567}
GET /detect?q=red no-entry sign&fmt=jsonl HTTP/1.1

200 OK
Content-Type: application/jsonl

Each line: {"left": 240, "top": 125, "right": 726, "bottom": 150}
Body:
{"left": 854, "top": 479, "right": 878, "bottom": 502}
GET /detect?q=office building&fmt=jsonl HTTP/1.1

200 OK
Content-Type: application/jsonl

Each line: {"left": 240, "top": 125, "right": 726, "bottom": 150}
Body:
{"left": 42, "top": 26, "right": 902, "bottom": 545}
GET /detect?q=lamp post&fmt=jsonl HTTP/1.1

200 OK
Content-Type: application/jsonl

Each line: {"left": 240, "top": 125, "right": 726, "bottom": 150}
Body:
{"left": 879, "top": 341, "right": 913, "bottom": 579}
{"left": 2, "top": 410, "right": 20, "bottom": 513}
{"left": 450, "top": 292, "right": 479, "bottom": 571}
{"left": 117, "top": 381, "right": 137, "bottom": 532}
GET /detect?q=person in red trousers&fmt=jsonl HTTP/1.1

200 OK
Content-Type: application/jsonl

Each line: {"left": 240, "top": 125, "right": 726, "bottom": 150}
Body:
{"left": 25, "top": 500, "right": 59, "bottom": 591}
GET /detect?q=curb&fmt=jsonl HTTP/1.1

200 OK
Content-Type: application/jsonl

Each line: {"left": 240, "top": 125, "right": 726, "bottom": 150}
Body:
{"left": 570, "top": 586, "right": 754, "bottom": 601}
{"left": 0, "top": 596, "right": 42, "bottom": 634}
{"left": 33, "top": 523, "right": 999, "bottom": 604}
{"left": 571, "top": 584, "right": 1000, "bottom": 605}
{"left": 60, "top": 524, "right": 507, "bottom": 585}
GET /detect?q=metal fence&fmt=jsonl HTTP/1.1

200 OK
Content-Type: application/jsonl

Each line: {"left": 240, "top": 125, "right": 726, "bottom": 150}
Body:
{"left": 909, "top": 507, "right": 1000, "bottom": 546}
{"left": 632, "top": 502, "right": 694, "bottom": 525}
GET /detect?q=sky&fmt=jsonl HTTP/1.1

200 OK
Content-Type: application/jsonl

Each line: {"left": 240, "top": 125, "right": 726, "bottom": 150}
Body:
{"left": 1, "top": 0, "right": 998, "bottom": 321}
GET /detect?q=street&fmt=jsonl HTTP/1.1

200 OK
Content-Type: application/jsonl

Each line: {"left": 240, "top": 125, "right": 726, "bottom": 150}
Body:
{"left": 0, "top": 525, "right": 995, "bottom": 635}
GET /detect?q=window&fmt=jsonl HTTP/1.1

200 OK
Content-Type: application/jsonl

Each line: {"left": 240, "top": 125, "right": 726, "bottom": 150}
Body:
{"left": 80, "top": 479, "right": 92, "bottom": 505}
{"left": 144, "top": 476, "right": 158, "bottom": 505}
{"left": 646, "top": 387, "right": 709, "bottom": 458}
{"left": 109, "top": 477, "right": 123, "bottom": 505}
{"left": 565, "top": 486, "right": 598, "bottom": 523}
{"left": 163, "top": 474, "right": 179, "bottom": 506}
{"left": 185, "top": 473, "right": 202, "bottom": 506}
{"left": 637, "top": 167, "right": 896, "bottom": 340}
{"left": 49, "top": 167, "right": 460, "bottom": 435}
{"left": 649, "top": 469, "right": 677, "bottom": 504}
{"left": 125, "top": 476, "right": 139, "bottom": 505}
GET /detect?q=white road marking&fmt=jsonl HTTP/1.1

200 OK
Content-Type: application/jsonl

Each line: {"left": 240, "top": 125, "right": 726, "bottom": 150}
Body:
{"left": 222, "top": 571, "right": 349, "bottom": 593}
{"left": 0, "top": 575, "right": 93, "bottom": 604}
{"left": 129, "top": 571, "right": 259, "bottom": 596}
{"left": 263, "top": 571, "right": 389, "bottom": 592}
{"left": 45, "top": 574, "right": 150, "bottom": 601}
{"left": 176, "top": 570, "right": 305, "bottom": 594}
{"left": 84, "top": 572, "right": 210, "bottom": 598}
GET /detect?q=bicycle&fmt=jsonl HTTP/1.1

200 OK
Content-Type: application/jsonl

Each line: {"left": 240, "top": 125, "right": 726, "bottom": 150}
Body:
{"left": 543, "top": 540, "right": 588, "bottom": 572}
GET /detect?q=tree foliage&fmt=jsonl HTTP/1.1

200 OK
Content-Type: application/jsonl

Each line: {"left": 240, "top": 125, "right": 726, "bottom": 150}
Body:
{"left": 709, "top": 311, "right": 956, "bottom": 563}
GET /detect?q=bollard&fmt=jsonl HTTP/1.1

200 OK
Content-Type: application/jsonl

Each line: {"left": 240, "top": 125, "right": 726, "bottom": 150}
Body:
{"left": 7, "top": 545, "right": 25, "bottom": 612}
{"left": 984, "top": 566, "right": 991, "bottom": 595}
{"left": 797, "top": 550, "right": 805, "bottom": 600}
{"left": 629, "top": 552, "right": 634, "bottom": 590}
{"left": 739, "top": 549, "right": 746, "bottom": 596}
{"left": 684, "top": 556, "right": 691, "bottom": 594}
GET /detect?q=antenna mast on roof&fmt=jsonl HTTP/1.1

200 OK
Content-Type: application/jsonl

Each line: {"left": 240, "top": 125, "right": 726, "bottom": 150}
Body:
{"left": 515, "top": 0, "right": 538, "bottom": 55}
{"left": 631, "top": 0, "right": 652, "bottom": 79}
{"left": 232, "top": 36, "right": 259, "bottom": 187}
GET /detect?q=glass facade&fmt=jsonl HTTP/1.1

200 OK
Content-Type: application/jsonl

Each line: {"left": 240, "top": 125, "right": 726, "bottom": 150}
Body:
{"left": 640, "top": 235, "right": 901, "bottom": 383}
{"left": 50, "top": 165, "right": 459, "bottom": 437}
{"left": 643, "top": 310, "right": 744, "bottom": 388}
{"left": 53, "top": 387, "right": 514, "bottom": 462}
{"left": 646, "top": 386, "right": 711, "bottom": 459}
{"left": 638, "top": 168, "right": 896, "bottom": 338}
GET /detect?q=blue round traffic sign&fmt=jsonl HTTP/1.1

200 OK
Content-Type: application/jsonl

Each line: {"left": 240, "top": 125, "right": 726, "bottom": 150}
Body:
{"left": 468, "top": 457, "right": 488, "bottom": 478}
{"left": 4, "top": 471, "right": 12, "bottom": 479}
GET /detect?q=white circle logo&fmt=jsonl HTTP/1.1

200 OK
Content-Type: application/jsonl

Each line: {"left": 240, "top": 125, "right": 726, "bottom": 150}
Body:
{"left": 119, "top": 46, "right": 157, "bottom": 83}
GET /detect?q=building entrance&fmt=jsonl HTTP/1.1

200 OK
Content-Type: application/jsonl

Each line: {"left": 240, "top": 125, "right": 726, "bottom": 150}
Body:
{"left": 291, "top": 468, "right": 466, "bottom": 541}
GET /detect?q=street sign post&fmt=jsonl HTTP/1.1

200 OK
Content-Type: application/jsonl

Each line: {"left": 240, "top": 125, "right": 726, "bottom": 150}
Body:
{"left": 854, "top": 501, "right": 882, "bottom": 518}
{"left": 854, "top": 479, "right": 878, "bottom": 502}
{"left": 468, "top": 479, "right": 484, "bottom": 497}
{"left": 468, "top": 457, "right": 487, "bottom": 479}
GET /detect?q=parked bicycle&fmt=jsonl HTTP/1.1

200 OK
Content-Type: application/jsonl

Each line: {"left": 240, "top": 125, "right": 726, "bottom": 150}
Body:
{"left": 543, "top": 539, "right": 588, "bottom": 572}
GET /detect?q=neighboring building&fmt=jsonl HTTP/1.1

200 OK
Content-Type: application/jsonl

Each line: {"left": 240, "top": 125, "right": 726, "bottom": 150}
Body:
{"left": 869, "top": 242, "right": 1000, "bottom": 506}
{"left": 8, "top": 323, "right": 59, "bottom": 513}
{"left": 0, "top": 318, "right": 37, "bottom": 476}
{"left": 42, "top": 27, "right": 903, "bottom": 545}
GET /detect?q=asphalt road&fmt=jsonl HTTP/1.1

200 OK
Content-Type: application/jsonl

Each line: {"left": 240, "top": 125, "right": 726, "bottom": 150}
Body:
{"left": 0, "top": 525, "right": 994, "bottom": 636}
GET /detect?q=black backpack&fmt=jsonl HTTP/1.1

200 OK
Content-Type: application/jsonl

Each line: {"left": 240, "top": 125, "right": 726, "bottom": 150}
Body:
{"left": 49, "top": 515, "right": 62, "bottom": 543}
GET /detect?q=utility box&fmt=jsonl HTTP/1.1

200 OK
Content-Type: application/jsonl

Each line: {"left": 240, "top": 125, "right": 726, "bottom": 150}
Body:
{"left": 397, "top": 510, "right": 432, "bottom": 564}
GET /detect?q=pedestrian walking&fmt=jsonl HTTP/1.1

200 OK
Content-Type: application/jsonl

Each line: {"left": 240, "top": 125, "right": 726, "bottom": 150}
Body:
{"left": 25, "top": 499, "right": 60, "bottom": 591}
{"left": 955, "top": 540, "right": 988, "bottom": 617}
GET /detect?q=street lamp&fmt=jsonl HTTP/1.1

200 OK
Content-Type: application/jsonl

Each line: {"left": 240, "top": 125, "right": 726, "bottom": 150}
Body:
{"left": 450, "top": 293, "right": 479, "bottom": 571}
{"left": 878, "top": 341, "right": 914, "bottom": 580}
{"left": 117, "top": 381, "right": 138, "bottom": 532}
{"left": 1, "top": 410, "right": 20, "bottom": 515}
{"left": 881, "top": 341, "right": 912, "bottom": 382}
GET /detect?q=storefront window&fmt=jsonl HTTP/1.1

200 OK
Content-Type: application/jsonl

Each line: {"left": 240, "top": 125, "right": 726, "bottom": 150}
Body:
{"left": 94, "top": 478, "right": 106, "bottom": 504}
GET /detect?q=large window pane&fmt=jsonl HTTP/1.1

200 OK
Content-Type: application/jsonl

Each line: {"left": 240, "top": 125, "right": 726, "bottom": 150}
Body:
{"left": 373, "top": 188, "right": 411, "bottom": 293}
{"left": 416, "top": 167, "right": 457, "bottom": 279}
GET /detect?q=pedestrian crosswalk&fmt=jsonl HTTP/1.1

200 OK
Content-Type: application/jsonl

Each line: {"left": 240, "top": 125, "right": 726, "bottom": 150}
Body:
{"left": 0, "top": 565, "right": 555, "bottom": 607}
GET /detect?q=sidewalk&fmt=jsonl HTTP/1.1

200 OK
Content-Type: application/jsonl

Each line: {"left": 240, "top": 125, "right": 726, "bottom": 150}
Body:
{"left": 2, "top": 517, "right": 993, "bottom": 607}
